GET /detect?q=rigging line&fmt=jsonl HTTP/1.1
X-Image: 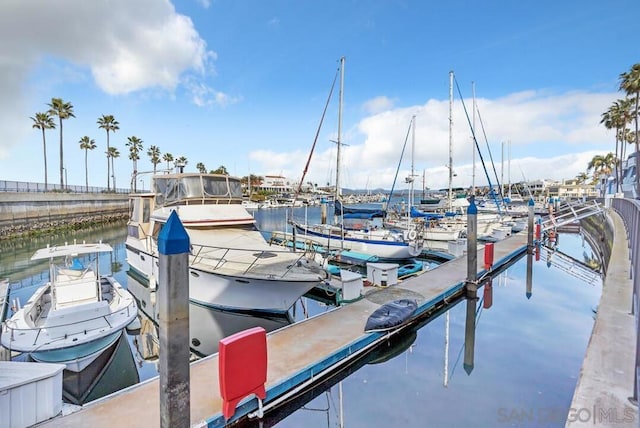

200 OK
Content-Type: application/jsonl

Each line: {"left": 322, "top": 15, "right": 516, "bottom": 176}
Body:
{"left": 294, "top": 65, "right": 340, "bottom": 200}
{"left": 475, "top": 106, "right": 506, "bottom": 209}
{"left": 452, "top": 76, "right": 501, "bottom": 214}
{"left": 519, "top": 167, "right": 535, "bottom": 200}
{"left": 388, "top": 117, "right": 414, "bottom": 206}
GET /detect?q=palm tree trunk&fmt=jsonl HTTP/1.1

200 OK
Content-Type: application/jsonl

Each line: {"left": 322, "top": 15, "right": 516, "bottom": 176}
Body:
{"left": 59, "top": 119, "right": 64, "bottom": 188}
{"left": 635, "top": 95, "right": 639, "bottom": 197}
{"left": 615, "top": 133, "right": 620, "bottom": 192}
{"left": 106, "top": 131, "right": 111, "bottom": 191}
{"left": 41, "top": 128, "right": 48, "bottom": 191}
{"left": 133, "top": 159, "right": 137, "bottom": 192}
{"left": 85, "top": 150, "right": 89, "bottom": 192}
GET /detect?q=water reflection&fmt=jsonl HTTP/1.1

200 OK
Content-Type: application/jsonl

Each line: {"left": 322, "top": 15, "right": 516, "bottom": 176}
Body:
{"left": 128, "top": 272, "right": 293, "bottom": 358}
{"left": 63, "top": 333, "right": 139, "bottom": 405}
{"left": 272, "top": 232, "right": 602, "bottom": 427}
{"left": 1, "top": 211, "right": 604, "bottom": 426}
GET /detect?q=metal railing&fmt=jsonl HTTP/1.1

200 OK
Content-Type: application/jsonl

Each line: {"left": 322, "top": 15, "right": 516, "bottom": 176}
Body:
{"left": 0, "top": 180, "right": 132, "bottom": 194}
{"left": 611, "top": 197, "right": 640, "bottom": 404}
{"left": 190, "top": 242, "right": 323, "bottom": 278}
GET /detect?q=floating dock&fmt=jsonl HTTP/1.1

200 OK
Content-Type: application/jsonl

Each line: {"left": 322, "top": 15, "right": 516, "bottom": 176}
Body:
{"left": 39, "top": 232, "right": 528, "bottom": 427}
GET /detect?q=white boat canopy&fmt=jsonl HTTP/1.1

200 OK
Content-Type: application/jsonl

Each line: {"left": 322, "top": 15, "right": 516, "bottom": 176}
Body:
{"left": 30, "top": 243, "right": 113, "bottom": 261}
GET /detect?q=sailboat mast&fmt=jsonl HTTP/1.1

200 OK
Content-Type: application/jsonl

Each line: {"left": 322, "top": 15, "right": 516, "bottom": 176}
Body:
{"left": 448, "top": 70, "right": 454, "bottom": 212}
{"left": 335, "top": 56, "right": 345, "bottom": 203}
{"left": 471, "top": 81, "right": 476, "bottom": 196}
{"left": 508, "top": 139, "right": 511, "bottom": 199}
{"left": 501, "top": 141, "right": 505, "bottom": 199}
{"left": 411, "top": 115, "right": 415, "bottom": 202}
{"left": 408, "top": 115, "right": 416, "bottom": 227}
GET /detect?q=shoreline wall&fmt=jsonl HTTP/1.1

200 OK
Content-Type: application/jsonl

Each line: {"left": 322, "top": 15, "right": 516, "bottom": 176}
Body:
{"left": 0, "top": 192, "right": 129, "bottom": 239}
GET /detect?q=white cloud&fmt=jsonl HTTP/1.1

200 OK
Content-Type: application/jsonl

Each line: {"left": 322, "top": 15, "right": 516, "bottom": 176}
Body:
{"left": 187, "top": 79, "right": 241, "bottom": 107}
{"left": 249, "top": 90, "right": 619, "bottom": 190}
{"left": 268, "top": 17, "right": 281, "bottom": 28}
{"left": 362, "top": 96, "right": 395, "bottom": 114}
{"left": 0, "top": 0, "right": 215, "bottom": 156}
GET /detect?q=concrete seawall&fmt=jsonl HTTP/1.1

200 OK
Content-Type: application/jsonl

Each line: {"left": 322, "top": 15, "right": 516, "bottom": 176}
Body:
{"left": 0, "top": 192, "right": 129, "bottom": 239}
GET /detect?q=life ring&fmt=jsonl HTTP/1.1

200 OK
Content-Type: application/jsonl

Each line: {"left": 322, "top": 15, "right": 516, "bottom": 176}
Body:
{"left": 407, "top": 230, "right": 418, "bottom": 240}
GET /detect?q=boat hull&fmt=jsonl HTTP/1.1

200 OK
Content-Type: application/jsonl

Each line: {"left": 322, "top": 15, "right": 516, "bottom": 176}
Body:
{"left": 293, "top": 224, "right": 421, "bottom": 259}
{"left": 126, "top": 244, "right": 321, "bottom": 314}
{"left": 31, "top": 331, "right": 122, "bottom": 372}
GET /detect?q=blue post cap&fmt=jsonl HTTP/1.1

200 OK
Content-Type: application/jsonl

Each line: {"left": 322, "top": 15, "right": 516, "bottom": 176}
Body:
{"left": 528, "top": 198, "right": 535, "bottom": 206}
{"left": 463, "top": 362, "right": 474, "bottom": 375}
{"left": 526, "top": 291, "right": 532, "bottom": 299}
{"left": 158, "top": 210, "right": 190, "bottom": 255}
{"left": 467, "top": 196, "right": 477, "bottom": 215}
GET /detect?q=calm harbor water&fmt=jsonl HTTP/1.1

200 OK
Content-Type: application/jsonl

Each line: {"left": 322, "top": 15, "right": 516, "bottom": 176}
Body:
{"left": 0, "top": 206, "right": 602, "bottom": 427}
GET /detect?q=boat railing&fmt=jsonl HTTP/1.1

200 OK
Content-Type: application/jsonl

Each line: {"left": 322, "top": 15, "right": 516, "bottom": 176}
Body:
{"left": 190, "top": 243, "right": 319, "bottom": 278}
{"left": 2, "top": 298, "right": 136, "bottom": 346}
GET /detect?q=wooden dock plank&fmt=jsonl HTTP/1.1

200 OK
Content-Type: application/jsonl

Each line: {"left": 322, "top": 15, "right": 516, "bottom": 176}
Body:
{"left": 41, "top": 232, "right": 528, "bottom": 427}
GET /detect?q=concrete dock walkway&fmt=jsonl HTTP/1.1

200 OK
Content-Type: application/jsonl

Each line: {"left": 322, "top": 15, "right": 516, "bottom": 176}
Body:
{"left": 40, "top": 233, "right": 528, "bottom": 427}
{"left": 566, "top": 211, "right": 638, "bottom": 427}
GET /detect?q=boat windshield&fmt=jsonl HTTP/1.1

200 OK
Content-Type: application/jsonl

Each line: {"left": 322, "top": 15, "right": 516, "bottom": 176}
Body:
{"left": 153, "top": 174, "right": 243, "bottom": 206}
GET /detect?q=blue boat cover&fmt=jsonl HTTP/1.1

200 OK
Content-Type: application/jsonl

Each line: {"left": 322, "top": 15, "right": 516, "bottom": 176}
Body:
{"left": 410, "top": 206, "right": 443, "bottom": 219}
{"left": 343, "top": 212, "right": 382, "bottom": 219}
{"left": 364, "top": 299, "right": 418, "bottom": 332}
{"left": 335, "top": 200, "right": 386, "bottom": 218}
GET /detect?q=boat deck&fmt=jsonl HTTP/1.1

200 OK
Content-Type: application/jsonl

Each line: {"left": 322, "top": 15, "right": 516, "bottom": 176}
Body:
{"left": 40, "top": 232, "right": 529, "bottom": 427}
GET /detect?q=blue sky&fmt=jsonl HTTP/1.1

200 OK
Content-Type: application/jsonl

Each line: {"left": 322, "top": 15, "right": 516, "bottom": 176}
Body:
{"left": 0, "top": 0, "right": 638, "bottom": 191}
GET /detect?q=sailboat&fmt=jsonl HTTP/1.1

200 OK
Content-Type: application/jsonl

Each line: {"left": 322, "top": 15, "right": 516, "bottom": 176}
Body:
{"left": 291, "top": 57, "right": 423, "bottom": 260}
{"left": 382, "top": 115, "right": 464, "bottom": 242}
{"left": 435, "top": 71, "right": 514, "bottom": 239}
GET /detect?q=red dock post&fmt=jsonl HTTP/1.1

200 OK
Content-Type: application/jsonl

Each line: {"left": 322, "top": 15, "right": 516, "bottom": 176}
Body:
{"left": 219, "top": 327, "right": 268, "bottom": 420}
{"left": 484, "top": 242, "right": 494, "bottom": 270}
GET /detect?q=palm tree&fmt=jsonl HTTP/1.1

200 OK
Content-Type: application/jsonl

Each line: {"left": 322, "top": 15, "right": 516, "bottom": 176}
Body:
{"left": 126, "top": 136, "right": 144, "bottom": 191}
{"left": 211, "top": 165, "right": 228, "bottom": 175}
{"left": 619, "top": 63, "right": 640, "bottom": 196}
{"left": 106, "top": 146, "right": 120, "bottom": 189}
{"left": 600, "top": 100, "right": 630, "bottom": 192}
{"left": 163, "top": 153, "right": 174, "bottom": 171}
{"left": 47, "top": 98, "right": 75, "bottom": 189}
{"left": 30, "top": 112, "right": 56, "bottom": 191}
{"left": 147, "top": 145, "right": 161, "bottom": 173}
{"left": 196, "top": 162, "right": 207, "bottom": 173}
{"left": 79, "top": 136, "right": 96, "bottom": 192}
{"left": 588, "top": 153, "right": 616, "bottom": 197}
{"left": 97, "top": 115, "right": 120, "bottom": 191}
{"left": 575, "top": 172, "right": 589, "bottom": 184}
